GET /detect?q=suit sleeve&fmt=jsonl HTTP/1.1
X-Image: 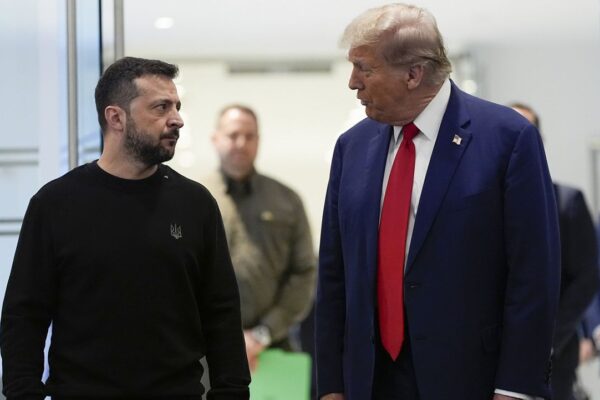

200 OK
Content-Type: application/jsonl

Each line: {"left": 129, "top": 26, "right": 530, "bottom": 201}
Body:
{"left": 495, "top": 124, "right": 561, "bottom": 398}
{"left": 554, "top": 189, "right": 599, "bottom": 354}
{"left": 0, "top": 195, "right": 55, "bottom": 400}
{"left": 315, "top": 139, "right": 347, "bottom": 397}
{"left": 581, "top": 220, "right": 600, "bottom": 340}
{"left": 200, "top": 196, "right": 251, "bottom": 400}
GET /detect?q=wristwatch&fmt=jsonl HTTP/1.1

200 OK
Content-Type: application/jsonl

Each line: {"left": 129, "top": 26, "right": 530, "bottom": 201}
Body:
{"left": 250, "top": 325, "right": 272, "bottom": 347}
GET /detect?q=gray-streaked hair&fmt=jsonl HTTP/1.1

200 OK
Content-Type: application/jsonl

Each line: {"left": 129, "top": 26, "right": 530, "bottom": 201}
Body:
{"left": 340, "top": 3, "right": 452, "bottom": 86}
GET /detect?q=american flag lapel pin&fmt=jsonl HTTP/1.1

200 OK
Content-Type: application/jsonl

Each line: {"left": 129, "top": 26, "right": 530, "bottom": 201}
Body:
{"left": 452, "top": 134, "right": 462, "bottom": 145}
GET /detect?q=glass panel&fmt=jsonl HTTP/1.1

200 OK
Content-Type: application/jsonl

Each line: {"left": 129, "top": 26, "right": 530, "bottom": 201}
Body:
{"left": 0, "top": 0, "right": 102, "bottom": 389}
{"left": 77, "top": 1, "right": 102, "bottom": 164}
{"left": 0, "top": 0, "right": 67, "bottom": 298}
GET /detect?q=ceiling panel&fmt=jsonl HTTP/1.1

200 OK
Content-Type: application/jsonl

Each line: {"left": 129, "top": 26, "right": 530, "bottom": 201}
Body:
{"left": 121, "top": 0, "right": 600, "bottom": 60}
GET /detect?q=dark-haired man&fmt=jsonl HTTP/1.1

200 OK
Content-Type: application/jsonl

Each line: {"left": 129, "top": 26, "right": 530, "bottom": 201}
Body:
{"left": 0, "top": 57, "right": 250, "bottom": 399}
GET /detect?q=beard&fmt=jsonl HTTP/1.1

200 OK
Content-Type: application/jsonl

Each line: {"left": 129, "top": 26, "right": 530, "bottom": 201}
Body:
{"left": 124, "top": 118, "right": 178, "bottom": 166}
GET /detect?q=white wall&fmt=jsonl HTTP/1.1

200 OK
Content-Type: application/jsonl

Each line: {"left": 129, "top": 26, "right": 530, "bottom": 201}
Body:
{"left": 472, "top": 42, "right": 600, "bottom": 214}
{"left": 170, "top": 43, "right": 600, "bottom": 245}
{"left": 167, "top": 60, "right": 359, "bottom": 249}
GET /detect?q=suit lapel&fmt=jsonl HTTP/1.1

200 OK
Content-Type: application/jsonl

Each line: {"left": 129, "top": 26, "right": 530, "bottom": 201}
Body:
{"left": 406, "top": 85, "right": 472, "bottom": 271}
{"left": 365, "top": 123, "right": 393, "bottom": 191}
{"left": 365, "top": 122, "right": 393, "bottom": 284}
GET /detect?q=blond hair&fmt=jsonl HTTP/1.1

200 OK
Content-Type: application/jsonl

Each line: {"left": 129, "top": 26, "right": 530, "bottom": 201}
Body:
{"left": 341, "top": 3, "right": 452, "bottom": 86}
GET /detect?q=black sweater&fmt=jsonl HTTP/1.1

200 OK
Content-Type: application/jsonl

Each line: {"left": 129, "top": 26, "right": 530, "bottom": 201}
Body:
{"left": 0, "top": 162, "right": 250, "bottom": 399}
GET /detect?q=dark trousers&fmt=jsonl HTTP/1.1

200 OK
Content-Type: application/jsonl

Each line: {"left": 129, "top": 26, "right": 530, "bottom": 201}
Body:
{"left": 372, "top": 330, "right": 420, "bottom": 400}
{"left": 552, "top": 335, "right": 579, "bottom": 400}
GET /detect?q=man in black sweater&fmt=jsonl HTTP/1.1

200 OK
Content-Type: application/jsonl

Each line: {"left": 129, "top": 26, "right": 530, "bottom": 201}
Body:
{"left": 0, "top": 57, "right": 250, "bottom": 400}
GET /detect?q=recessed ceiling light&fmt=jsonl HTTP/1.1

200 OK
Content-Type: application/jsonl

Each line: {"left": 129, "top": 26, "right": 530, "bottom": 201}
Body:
{"left": 154, "top": 17, "right": 174, "bottom": 30}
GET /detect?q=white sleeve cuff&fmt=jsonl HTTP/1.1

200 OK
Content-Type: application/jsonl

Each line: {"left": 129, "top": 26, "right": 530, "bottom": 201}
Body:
{"left": 495, "top": 388, "right": 543, "bottom": 400}
{"left": 592, "top": 325, "right": 600, "bottom": 348}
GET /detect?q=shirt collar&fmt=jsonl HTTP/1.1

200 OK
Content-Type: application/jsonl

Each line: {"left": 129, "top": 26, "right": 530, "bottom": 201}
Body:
{"left": 221, "top": 168, "right": 257, "bottom": 196}
{"left": 392, "top": 78, "right": 451, "bottom": 143}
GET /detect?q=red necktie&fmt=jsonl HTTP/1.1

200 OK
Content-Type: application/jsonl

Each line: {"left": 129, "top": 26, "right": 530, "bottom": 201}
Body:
{"left": 378, "top": 122, "right": 419, "bottom": 360}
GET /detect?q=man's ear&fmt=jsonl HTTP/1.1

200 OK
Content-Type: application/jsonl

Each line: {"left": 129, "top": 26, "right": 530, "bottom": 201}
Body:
{"left": 104, "top": 105, "right": 126, "bottom": 133}
{"left": 211, "top": 130, "right": 221, "bottom": 147}
{"left": 406, "top": 64, "right": 425, "bottom": 90}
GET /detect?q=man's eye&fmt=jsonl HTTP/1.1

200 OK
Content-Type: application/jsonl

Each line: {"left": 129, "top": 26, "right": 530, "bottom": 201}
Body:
{"left": 156, "top": 104, "right": 167, "bottom": 110}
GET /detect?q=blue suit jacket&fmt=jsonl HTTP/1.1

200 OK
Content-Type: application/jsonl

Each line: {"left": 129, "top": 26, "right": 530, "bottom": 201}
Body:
{"left": 581, "top": 216, "right": 600, "bottom": 341}
{"left": 552, "top": 185, "right": 598, "bottom": 352}
{"left": 316, "top": 83, "right": 561, "bottom": 400}
{"left": 550, "top": 184, "right": 599, "bottom": 387}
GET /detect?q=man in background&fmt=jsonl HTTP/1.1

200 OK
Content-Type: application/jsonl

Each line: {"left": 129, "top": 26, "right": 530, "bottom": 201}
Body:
{"left": 204, "top": 104, "right": 316, "bottom": 371}
{"left": 316, "top": 4, "right": 560, "bottom": 399}
{"left": 511, "top": 102, "right": 600, "bottom": 400}
{"left": 0, "top": 57, "right": 250, "bottom": 399}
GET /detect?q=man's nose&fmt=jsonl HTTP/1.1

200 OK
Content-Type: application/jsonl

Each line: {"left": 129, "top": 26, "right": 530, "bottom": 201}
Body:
{"left": 234, "top": 136, "right": 248, "bottom": 148}
{"left": 348, "top": 68, "right": 363, "bottom": 90}
{"left": 168, "top": 111, "right": 184, "bottom": 129}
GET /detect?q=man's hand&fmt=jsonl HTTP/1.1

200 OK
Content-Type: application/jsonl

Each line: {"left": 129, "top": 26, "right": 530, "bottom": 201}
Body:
{"left": 492, "top": 395, "right": 520, "bottom": 400}
{"left": 243, "top": 330, "right": 266, "bottom": 372}
{"left": 580, "top": 338, "right": 596, "bottom": 363}
{"left": 320, "top": 394, "right": 344, "bottom": 400}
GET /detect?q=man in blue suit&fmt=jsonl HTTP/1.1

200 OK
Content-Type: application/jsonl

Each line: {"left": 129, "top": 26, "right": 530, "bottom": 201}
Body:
{"left": 581, "top": 217, "right": 600, "bottom": 353}
{"left": 315, "top": 4, "right": 561, "bottom": 400}
{"left": 511, "top": 103, "right": 599, "bottom": 400}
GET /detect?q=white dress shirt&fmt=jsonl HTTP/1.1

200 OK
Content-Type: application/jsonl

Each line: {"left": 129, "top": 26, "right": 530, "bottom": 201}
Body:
{"left": 379, "top": 78, "right": 539, "bottom": 400}
{"left": 380, "top": 79, "right": 449, "bottom": 259}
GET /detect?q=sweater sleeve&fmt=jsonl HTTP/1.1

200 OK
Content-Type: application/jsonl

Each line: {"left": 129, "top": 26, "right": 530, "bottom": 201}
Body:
{"left": 1, "top": 195, "right": 56, "bottom": 400}
{"left": 200, "top": 196, "right": 251, "bottom": 400}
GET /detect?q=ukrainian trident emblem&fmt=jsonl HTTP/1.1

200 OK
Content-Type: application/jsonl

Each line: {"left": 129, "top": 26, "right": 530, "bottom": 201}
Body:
{"left": 170, "top": 224, "right": 182, "bottom": 240}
